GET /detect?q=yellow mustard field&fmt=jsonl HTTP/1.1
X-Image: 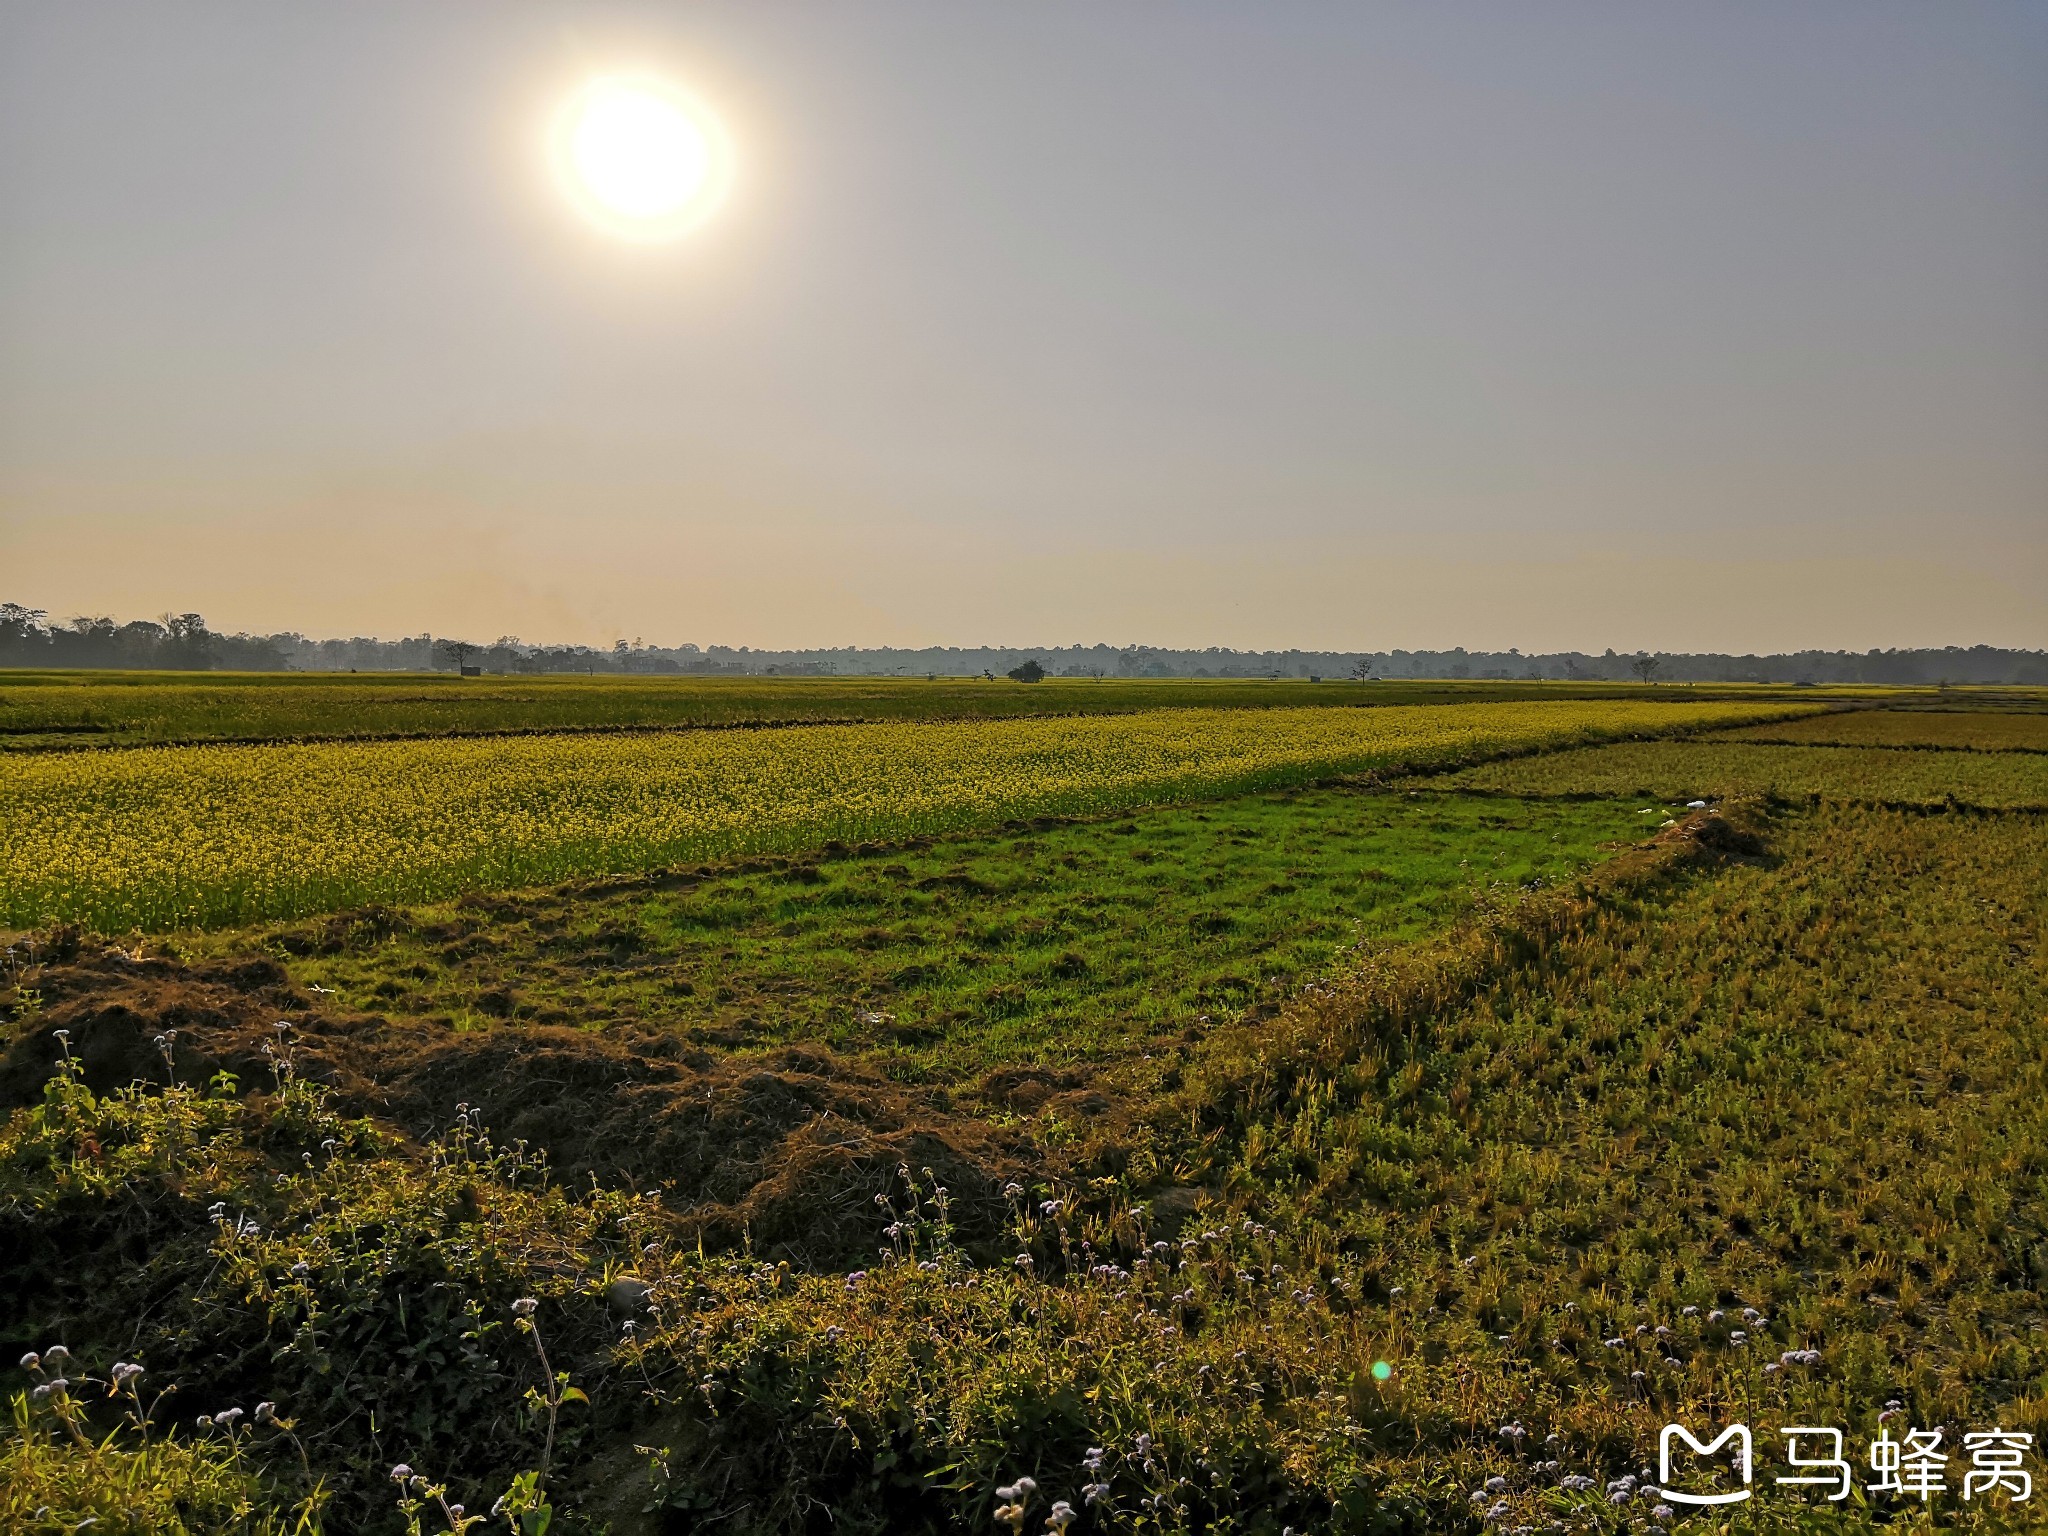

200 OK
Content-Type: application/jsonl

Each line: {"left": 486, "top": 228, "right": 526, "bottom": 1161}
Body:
{"left": 1, "top": 699, "right": 1814, "bottom": 930}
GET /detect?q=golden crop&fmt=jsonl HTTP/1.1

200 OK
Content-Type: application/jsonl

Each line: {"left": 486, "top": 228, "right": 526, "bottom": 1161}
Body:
{"left": 2, "top": 700, "right": 1812, "bottom": 930}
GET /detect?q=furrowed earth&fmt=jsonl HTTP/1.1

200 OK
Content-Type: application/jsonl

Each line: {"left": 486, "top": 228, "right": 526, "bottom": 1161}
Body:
{"left": 3, "top": 682, "right": 2044, "bottom": 1535}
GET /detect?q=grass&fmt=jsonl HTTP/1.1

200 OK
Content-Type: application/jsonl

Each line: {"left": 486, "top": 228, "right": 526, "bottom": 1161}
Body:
{"left": 0, "top": 670, "right": 1839, "bottom": 751}
{"left": 265, "top": 788, "right": 1673, "bottom": 1084}
{"left": 1439, "top": 739, "right": 2048, "bottom": 808}
{"left": 1716, "top": 709, "right": 2048, "bottom": 752}
{"left": 0, "top": 698, "right": 1808, "bottom": 931}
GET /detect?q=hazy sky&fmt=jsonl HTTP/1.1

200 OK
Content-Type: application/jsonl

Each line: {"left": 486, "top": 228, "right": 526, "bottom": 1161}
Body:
{"left": 4, "top": 2, "right": 2044, "bottom": 652}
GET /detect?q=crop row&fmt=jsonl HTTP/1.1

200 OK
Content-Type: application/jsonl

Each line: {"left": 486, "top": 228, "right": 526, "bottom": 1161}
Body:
{"left": 0, "top": 671, "right": 1829, "bottom": 750}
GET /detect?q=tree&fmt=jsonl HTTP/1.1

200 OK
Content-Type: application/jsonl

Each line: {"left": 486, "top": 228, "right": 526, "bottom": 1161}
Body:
{"left": 163, "top": 612, "right": 217, "bottom": 670}
{"left": 0, "top": 603, "right": 49, "bottom": 666}
{"left": 435, "top": 638, "right": 480, "bottom": 672}
{"left": 1349, "top": 656, "right": 1377, "bottom": 680}
{"left": 1006, "top": 659, "right": 1046, "bottom": 683}
{"left": 1630, "top": 652, "right": 1662, "bottom": 684}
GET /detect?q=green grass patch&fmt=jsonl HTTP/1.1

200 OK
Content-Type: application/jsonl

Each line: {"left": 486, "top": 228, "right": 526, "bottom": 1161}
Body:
{"left": 1440, "top": 739, "right": 2048, "bottom": 807}
{"left": 271, "top": 789, "right": 1667, "bottom": 1084}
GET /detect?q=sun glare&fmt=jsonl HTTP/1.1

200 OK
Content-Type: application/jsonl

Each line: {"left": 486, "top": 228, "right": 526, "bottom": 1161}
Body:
{"left": 553, "top": 74, "right": 730, "bottom": 241}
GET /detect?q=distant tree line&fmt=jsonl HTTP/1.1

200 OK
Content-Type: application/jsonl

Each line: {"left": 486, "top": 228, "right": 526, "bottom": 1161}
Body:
{"left": 0, "top": 604, "right": 292, "bottom": 671}
{"left": 4, "top": 601, "right": 2044, "bottom": 684}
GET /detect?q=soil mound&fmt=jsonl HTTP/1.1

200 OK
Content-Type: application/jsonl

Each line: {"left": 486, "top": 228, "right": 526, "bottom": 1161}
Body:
{"left": 1, "top": 942, "right": 1030, "bottom": 1266}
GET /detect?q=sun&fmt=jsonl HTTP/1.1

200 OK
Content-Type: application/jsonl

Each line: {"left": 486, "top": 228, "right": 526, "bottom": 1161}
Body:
{"left": 552, "top": 74, "right": 731, "bottom": 241}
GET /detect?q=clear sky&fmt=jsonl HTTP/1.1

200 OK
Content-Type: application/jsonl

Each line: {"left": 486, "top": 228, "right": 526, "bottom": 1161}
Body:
{"left": 3, "top": 2, "right": 2044, "bottom": 652}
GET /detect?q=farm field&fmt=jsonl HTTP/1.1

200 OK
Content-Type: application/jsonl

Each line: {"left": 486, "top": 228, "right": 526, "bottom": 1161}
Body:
{"left": 1715, "top": 708, "right": 2048, "bottom": 752}
{"left": 0, "top": 697, "right": 1808, "bottom": 931}
{"left": 257, "top": 788, "right": 1667, "bottom": 1085}
{"left": 1442, "top": 738, "right": 2048, "bottom": 808}
{"left": 3, "top": 687, "right": 2046, "bottom": 1535}
{"left": 0, "top": 670, "right": 1845, "bottom": 752}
